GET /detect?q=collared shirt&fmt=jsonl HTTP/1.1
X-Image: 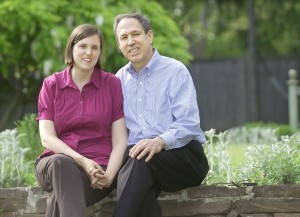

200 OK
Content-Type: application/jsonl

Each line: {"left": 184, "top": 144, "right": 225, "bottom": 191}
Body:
{"left": 116, "top": 49, "right": 206, "bottom": 150}
{"left": 37, "top": 66, "right": 124, "bottom": 165}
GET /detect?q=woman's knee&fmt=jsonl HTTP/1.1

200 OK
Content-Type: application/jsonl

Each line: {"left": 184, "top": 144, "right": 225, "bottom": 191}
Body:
{"left": 50, "top": 153, "right": 75, "bottom": 164}
{"left": 49, "top": 154, "right": 80, "bottom": 175}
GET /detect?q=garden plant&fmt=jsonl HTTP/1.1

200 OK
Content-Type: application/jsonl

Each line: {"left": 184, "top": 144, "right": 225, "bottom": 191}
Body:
{"left": 203, "top": 125, "right": 300, "bottom": 186}
{"left": 0, "top": 114, "right": 299, "bottom": 188}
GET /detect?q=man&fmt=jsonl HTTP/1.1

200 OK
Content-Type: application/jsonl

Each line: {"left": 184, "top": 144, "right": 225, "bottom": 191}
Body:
{"left": 113, "top": 13, "right": 209, "bottom": 217}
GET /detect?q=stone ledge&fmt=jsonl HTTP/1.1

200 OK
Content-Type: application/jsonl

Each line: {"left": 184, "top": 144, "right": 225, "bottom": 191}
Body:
{"left": 1, "top": 185, "right": 300, "bottom": 217}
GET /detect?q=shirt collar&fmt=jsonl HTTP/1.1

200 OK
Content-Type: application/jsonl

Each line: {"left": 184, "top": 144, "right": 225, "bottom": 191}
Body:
{"left": 125, "top": 48, "right": 160, "bottom": 76}
{"left": 90, "top": 68, "right": 101, "bottom": 89}
{"left": 58, "top": 66, "right": 100, "bottom": 89}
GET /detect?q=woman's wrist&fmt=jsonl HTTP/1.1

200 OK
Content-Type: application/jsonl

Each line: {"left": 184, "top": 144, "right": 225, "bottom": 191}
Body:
{"left": 72, "top": 154, "right": 86, "bottom": 167}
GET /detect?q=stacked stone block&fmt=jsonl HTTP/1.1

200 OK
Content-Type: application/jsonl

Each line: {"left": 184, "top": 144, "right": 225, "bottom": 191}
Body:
{"left": 1, "top": 185, "right": 300, "bottom": 217}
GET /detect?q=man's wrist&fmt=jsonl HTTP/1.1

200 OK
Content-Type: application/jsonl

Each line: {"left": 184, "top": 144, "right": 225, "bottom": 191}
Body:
{"left": 155, "top": 136, "right": 165, "bottom": 149}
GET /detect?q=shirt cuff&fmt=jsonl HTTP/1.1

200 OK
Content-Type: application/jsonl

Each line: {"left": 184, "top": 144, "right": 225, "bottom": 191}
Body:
{"left": 159, "top": 132, "right": 175, "bottom": 150}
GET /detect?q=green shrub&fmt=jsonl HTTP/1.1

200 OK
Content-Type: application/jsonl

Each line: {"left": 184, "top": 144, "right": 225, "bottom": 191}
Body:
{"left": 275, "top": 125, "right": 295, "bottom": 138}
{"left": 203, "top": 129, "right": 233, "bottom": 185}
{"left": 15, "top": 113, "right": 43, "bottom": 161}
{"left": 2, "top": 117, "right": 299, "bottom": 187}
{"left": 259, "top": 135, "right": 300, "bottom": 185}
{"left": 239, "top": 134, "right": 300, "bottom": 186}
{"left": 0, "top": 129, "right": 35, "bottom": 187}
{"left": 244, "top": 121, "right": 294, "bottom": 138}
{"left": 204, "top": 127, "right": 300, "bottom": 186}
{"left": 261, "top": 154, "right": 300, "bottom": 185}
{"left": 13, "top": 113, "right": 43, "bottom": 187}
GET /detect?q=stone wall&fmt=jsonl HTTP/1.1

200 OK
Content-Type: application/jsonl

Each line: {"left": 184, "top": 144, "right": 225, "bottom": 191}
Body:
{"left": 1, "top": 185, "right": 300, "bottom": 217}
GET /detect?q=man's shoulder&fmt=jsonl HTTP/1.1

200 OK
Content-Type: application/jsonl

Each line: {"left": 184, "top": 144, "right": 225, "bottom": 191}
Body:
{"left": 115, "top": 64, "right": 130, "bottom": 78}
{"left": 159, "top": 55, "right": 185, "bottom": 68}
{"left": 155, "top": 55, "right": 188, "bottom": 76}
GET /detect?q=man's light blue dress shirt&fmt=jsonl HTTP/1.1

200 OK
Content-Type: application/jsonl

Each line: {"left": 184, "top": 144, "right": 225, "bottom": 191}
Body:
{"left": 116, "top": 49, "right": 206, "bottom": 150}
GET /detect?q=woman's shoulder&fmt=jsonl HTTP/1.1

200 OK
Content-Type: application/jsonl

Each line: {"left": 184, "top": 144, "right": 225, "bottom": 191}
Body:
{"left": 43, "top": 68, "right": 69, "bottom": 86}
{"left": 100, "top": 70, "right": 120, "bottom": 83}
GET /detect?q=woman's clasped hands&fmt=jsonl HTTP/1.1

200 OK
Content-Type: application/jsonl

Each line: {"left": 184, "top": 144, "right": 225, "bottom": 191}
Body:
{"left": 79, "top": 157, "right": 113, "bottom": 189}
{"left": 89, "top": 167, "right": 113, "bottom": 189}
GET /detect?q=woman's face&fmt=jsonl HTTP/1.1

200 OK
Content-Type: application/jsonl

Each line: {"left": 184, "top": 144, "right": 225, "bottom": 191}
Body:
{"left": 72, "top": 34, "right": 101, "bottom": 73}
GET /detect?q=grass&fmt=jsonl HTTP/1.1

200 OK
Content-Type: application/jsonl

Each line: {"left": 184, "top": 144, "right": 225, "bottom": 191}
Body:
{"left": 227, "top": 143, "right": 250, "bottom": 167}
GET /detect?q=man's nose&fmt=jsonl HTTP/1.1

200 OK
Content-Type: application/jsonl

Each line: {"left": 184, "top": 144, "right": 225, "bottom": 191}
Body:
{"left": 128, "top": 36, "right": 135, "bottom": 45}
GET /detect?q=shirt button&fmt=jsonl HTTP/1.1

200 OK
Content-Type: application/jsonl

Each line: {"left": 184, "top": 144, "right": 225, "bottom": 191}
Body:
{"left": 138, "top": 98, "right": 141, "bottom": 101}
{"left": 142, "top": 127, "right": 146, "bottom": 130}
{"left": 139, "top": 81, "right": 143, "bottom": 85}
{"left": 138, "top": 115, "right": 142, "bottom": 118}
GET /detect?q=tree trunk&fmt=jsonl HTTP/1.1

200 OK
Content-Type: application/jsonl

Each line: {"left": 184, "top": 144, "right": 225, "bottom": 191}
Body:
{"left": 246, "top": 0, "right": 258, "bottom": 121}
{"left": 188, "top": 0, "right": 209, "bottom": 59}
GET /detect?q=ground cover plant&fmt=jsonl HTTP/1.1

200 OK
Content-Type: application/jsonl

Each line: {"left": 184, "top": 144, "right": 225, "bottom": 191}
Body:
{"left": 0, "top": 115, "right": 299, "bottom": 187}
{"left": 0, "top": 129, "right": 35, "bottom": 187}
{"left": 203, "top": 124, "right": 300, "bottom": 186}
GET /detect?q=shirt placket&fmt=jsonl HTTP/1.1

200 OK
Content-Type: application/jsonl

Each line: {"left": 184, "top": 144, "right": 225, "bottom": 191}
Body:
{"left": 136, "top": 74, "right": 147, "bottom": 136}
{"left": 75, "top": 89, "right": 84, "bottom": 148}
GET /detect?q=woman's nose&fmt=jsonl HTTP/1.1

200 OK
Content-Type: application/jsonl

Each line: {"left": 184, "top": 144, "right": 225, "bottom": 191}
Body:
{"left": 85, "top": 47, "right": 92, "bottom": 54}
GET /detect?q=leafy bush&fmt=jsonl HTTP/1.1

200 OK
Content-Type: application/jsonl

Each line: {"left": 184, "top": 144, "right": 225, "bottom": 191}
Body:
{"left": 2, "top": 116, "right": 300, "bottom": 187}
{"left": 244, "top": 121, "right": 294, "bottom": 138}
{"left": 15, "top": 113, "right": 43, "bottom": 161}
{"left": 0, "top": 129, "right": 35, "bottom": 187}
{"left": 225, "top": 125, "right": 277, "bottom": 145}
{"left": 203, "top": 127, "right": 300, "bottom": 186}
{"left": 203, "top": 129, "right": 232, "bottom": 184}
{"left": 242, "top": 134, "right": 300, "bottom": 185}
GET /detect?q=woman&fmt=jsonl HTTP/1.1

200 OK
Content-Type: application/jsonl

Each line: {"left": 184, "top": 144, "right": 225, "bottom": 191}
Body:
{"left": 35, "top": 24, "right": 127, "bottom": 217}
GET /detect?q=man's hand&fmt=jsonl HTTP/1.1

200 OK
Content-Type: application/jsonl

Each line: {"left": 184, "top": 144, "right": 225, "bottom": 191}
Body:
{"left": 129, "top": 137, "right": 165, "bottom": 162}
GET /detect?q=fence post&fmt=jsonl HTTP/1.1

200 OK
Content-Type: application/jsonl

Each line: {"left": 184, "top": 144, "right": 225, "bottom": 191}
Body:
{"left": 287, "top": 69, "right": 299, "bottom": 130}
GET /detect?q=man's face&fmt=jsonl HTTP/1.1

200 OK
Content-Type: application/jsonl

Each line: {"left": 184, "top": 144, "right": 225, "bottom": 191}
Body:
{"left": 116, "top": 18, "right": 153, "bottom": 71}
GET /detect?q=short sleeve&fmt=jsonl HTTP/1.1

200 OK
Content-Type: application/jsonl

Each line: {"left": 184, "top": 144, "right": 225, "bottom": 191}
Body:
{"left": 37, "top": 78, "right": 55, "bottom": 121}
{"left": 111, "top": 76, "right": 124, "bottom": 122}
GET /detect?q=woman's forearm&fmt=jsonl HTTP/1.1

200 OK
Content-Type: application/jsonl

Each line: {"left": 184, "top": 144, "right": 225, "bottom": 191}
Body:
{"left": 105, "top": 145, "right": 126, "bottom": 179}
{"left": 105, "top": 118, "right": 128, "bottom": 179}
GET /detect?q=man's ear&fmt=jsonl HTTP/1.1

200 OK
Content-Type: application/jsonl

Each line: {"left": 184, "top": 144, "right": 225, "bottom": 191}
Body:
{"left": 147, "top": 30, "right": 153, "bottom": 45}
{"left": 116, "top": 39, "right": 121, "bottom": 49}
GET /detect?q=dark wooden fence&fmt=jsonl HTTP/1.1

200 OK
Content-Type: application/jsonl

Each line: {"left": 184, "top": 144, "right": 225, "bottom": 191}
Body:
{"left": 188, "top": 56, "right": 300, "bottom": 131}
{"left": 1, "top": 56, "right": 300, "bottom": 131}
